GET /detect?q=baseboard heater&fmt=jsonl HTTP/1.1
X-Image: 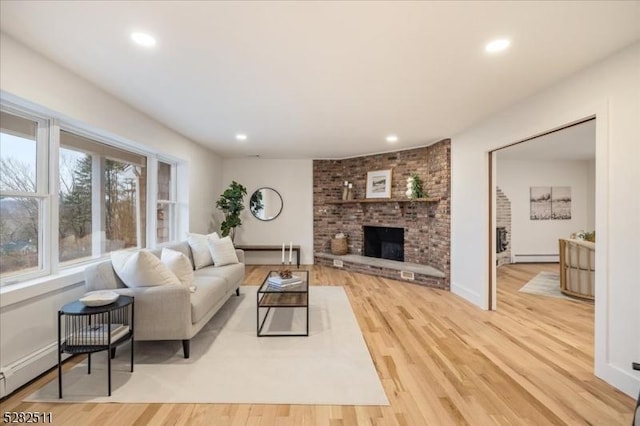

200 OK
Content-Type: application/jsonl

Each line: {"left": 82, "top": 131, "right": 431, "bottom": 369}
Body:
{"left": 512, "top": 254, "right": 559, "bottom": 263}
{"left": 0, "top": 342, "right": 61, "bottom": 398}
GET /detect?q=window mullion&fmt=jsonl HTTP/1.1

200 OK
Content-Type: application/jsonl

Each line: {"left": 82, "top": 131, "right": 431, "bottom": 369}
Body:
{"left": 48, "top": 119, "right": 60, "bottom": 274}
{"left": 91, "top": 155, "right": 106, "bottom": 257}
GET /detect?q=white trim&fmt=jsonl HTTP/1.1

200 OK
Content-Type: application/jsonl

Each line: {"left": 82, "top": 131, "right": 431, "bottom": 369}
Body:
{"left": 0, "top": 266, "right": 85, "bottom": 308}
{"left": 593, "top": 101, "right": 613, "bottom": 389}
{"left": 0, "top": 105, "right": 51, "bottom": 282}
{"left": 149, "top": 158, "right": 180, "bottom": 247}
{"left": 146, "top": 157, "right": 158, "bottom": 248}
{"left": 48, "top": 119, "right": 60, "bottom": 274}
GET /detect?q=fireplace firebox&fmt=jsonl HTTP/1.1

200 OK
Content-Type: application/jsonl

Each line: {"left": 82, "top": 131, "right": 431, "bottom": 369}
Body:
{"left": 363, "top": 226, "right": 404, "bottom": 261}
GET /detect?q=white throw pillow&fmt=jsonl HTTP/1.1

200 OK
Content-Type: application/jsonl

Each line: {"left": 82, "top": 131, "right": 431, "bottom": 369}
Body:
{"left": 161, "top": 248, "right": 197, "bottom": 293}
{"left": 207, "top": 236, "right": 239, "bottom": 267}
{"left": 187, "top": 232, "right": 220, "bottom": 269}
{"left": 111, "top": 250, "right": 181, "bottom": 288}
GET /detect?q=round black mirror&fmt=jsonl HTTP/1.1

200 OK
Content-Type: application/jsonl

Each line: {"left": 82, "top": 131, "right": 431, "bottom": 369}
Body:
{"left": 249, "top": 187, "right": 283, "bottom": 221}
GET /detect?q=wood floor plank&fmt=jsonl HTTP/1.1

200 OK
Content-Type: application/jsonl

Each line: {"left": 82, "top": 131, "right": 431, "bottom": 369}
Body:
{"left": 0, "top": 263, "right": 634, "bottom": 425}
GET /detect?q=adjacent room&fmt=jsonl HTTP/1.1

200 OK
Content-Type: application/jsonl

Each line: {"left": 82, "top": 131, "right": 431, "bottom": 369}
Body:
{"left": 1, "top": 1, "right": 638, "bottom": 425}
{"left": 495, "top": 119, "right": 596, "bottom": 302}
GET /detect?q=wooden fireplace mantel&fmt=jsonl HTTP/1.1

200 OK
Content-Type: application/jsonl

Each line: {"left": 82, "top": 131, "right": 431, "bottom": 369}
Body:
{"left": 323, "top": 197, "right": 440, "bottom": 216}
{"left": 324, "top": 197, "right": 439, "bottom": 205}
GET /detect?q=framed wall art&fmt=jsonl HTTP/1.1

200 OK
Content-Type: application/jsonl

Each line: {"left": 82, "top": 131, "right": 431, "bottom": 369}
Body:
{"left": 530, "top": 186, "right": 571, "bottom": 220}
{"left": 366, "top": 169, "right": 392, "bottom": 199}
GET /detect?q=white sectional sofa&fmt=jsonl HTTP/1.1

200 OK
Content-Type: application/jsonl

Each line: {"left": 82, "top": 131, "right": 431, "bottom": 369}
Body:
{"left": 83, "top": 241, "right": 245, "bottom": 358}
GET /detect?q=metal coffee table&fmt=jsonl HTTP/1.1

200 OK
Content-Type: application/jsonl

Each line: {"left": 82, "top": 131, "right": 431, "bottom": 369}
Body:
{"left": 257, "top": 270, "right": 309, "bottom": 337}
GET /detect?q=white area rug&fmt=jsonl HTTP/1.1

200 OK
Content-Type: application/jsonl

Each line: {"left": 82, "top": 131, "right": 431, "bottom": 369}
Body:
{"left": 519, "top": 271, "right": 574, "bottom": 300}
{"left": 26, "top": 286, "right": 389, "bottom": 405}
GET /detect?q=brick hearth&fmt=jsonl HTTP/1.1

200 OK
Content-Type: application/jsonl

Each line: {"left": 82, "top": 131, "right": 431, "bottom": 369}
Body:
{"left": 313, "top": 140, "right": 451, "bottom": 289}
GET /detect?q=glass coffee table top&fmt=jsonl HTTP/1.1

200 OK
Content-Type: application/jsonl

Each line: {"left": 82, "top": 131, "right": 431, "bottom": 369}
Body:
{"left": 258, "top": 270, "right": 309, "bottom": 294}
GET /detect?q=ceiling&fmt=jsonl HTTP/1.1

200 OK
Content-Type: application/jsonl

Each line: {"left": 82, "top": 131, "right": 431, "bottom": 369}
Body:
{"left": 496, "top": 119, "right": 595, "bottom": 161}
{"left": 1, "top": 1, "right": 638, "bottom": 159}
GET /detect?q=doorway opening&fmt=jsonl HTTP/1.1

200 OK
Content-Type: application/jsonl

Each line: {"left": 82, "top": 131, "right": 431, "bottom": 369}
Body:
{"left": 488, "top": 117, "right": 596, "bottom": 310}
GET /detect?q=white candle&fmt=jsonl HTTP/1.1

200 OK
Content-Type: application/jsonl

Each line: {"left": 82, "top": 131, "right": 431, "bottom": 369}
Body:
{"left": 289, "top": 241, "right": 293, "bottom": 263}
{"left": 281, "top": 243, "right": 285, "bottom": 263}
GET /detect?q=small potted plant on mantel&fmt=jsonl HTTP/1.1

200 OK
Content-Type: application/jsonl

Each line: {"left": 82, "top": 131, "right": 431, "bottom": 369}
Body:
{"left": 405, "top": 173, "right": 425, "bottom": 199}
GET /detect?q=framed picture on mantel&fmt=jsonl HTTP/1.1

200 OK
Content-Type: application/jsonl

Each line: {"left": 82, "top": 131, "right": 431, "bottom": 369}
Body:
{"left": 366, "top": 169, "right": 392, "bottom": 199}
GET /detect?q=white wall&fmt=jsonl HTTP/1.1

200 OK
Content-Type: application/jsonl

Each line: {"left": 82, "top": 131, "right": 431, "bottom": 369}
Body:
{"left": 0, "top": 34, "right": 224, "bottom": 396}
{"left": 451, "top": 43, "right": 640, "bottom": 397}
{"left": 497, "top": 159, "right": 593, "bottom": 258}
{"left": 221, "top": 159, "right": 314, "bottom": 265}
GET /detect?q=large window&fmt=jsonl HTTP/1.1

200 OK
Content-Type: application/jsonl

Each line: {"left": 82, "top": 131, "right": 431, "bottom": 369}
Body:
{"left": 58, "top": 131, "right": 147, "bottom": 265}
{"left": 0, "top": 111, "right": 46, "bottom": 278}
{"left": 0, "top": 103, "right": 181, "bottom": 286}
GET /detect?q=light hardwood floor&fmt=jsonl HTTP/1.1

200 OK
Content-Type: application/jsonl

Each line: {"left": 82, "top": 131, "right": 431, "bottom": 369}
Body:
{"left": 0, "top": 264, "right": 634, "bottom": 425}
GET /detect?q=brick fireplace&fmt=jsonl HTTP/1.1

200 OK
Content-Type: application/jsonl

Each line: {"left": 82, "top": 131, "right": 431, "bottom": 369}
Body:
{"left": 313, "top": 140, "right": 451, "bottom": 289}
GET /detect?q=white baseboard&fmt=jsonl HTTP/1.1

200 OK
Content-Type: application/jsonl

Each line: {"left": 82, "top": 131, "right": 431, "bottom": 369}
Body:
{"left": 512, "top": 254, "right": 559, "bottom": 263}
{"left": 451, "top": 282, "right": 486, "bottom": 310}
{"left": 0, "top": 342, "right": 63, "bottom": 398}
{"left": 596, "top": 360, "right": 640, "bottom": 399}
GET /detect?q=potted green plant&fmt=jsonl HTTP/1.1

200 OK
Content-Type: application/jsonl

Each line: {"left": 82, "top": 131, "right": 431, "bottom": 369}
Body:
{"left": 216, "top": 181, "right": 247, "bottom": 240}
{"left": 405, "top": 173, "right": 425, "bottom": 199}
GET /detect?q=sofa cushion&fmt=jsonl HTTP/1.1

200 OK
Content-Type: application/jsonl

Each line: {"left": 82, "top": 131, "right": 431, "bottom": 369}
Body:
{"left": 190, "top": 276, "right": 228, "bottom": 324}
{"left": 187, "top": 232, "right": 219, "bottom": 270}
{"left": 111, "top": 250, "right": 181, "bottom": 288}
{"left": 161, "top": 248, "right": 196, "bottom": 292}
{"left": 207, "top": 236, "right": 239, "bottom": 267}
{"left": 84, "top": 260, "right": 126, "bottom": 292}
{"left": 194, "top": 263, "right": 244, "bottom": 293}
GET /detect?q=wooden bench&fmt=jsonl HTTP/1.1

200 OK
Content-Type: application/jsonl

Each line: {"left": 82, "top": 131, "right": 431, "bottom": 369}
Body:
{"left": 235, "top": 244, "right": 301, "bottom": 268}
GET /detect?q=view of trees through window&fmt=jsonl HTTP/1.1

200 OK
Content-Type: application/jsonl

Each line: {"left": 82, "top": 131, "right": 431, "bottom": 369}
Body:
{"left": 1, "top": 109, "right": 148, "bottom": 279}
{"left": 0, "top": 112, "right": 41, "bottom": 276}
{"left": 58, "top": 130, "right": 146, "bottom": 265}
{"left": 58, "top": 149, "right": 145, "bottom": 263}
{"left": 59, "top": 148, "right": 92, "bottom": 263}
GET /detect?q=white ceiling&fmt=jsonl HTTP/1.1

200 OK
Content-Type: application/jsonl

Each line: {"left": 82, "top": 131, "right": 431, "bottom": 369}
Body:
{"left": 1, "top": 1, "right": 638, "bottom": 159}
{"left": 496, "top": 119, "right": 595, "bottom": 161}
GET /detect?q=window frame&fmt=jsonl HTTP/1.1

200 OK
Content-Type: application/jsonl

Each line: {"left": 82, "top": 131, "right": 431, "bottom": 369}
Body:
{"left": 0, "top": 98, "right": 186, "bottom": 288}
{"left": 0, "top": 105, "right": 51, "bottom": 283}
{"left": 154, "top": 158, "right": 178, "bottom": 246}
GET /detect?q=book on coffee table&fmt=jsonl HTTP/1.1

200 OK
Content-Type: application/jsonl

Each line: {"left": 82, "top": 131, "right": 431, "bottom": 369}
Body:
{"left": 268, "top": 276, "right": 302, "bottom": 286}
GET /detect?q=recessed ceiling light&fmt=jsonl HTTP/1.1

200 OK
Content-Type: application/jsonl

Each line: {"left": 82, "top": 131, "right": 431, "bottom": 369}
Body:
{"left": 386, "top": 135, "right": 399, "bottom": 143}
{"left": 130, "top": 32, "right": 156, "bottom": 48}
{"left": 485, "top": 38, "right": 510, "bottom": 53}
{"left": 235, "top": 134, "right": 248, "bottom": 141}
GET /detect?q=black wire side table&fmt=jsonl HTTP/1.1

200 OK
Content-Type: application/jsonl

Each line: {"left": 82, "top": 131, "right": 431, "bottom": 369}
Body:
{"left": 58, "top": 295, "right": 134, "bottom": 398}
